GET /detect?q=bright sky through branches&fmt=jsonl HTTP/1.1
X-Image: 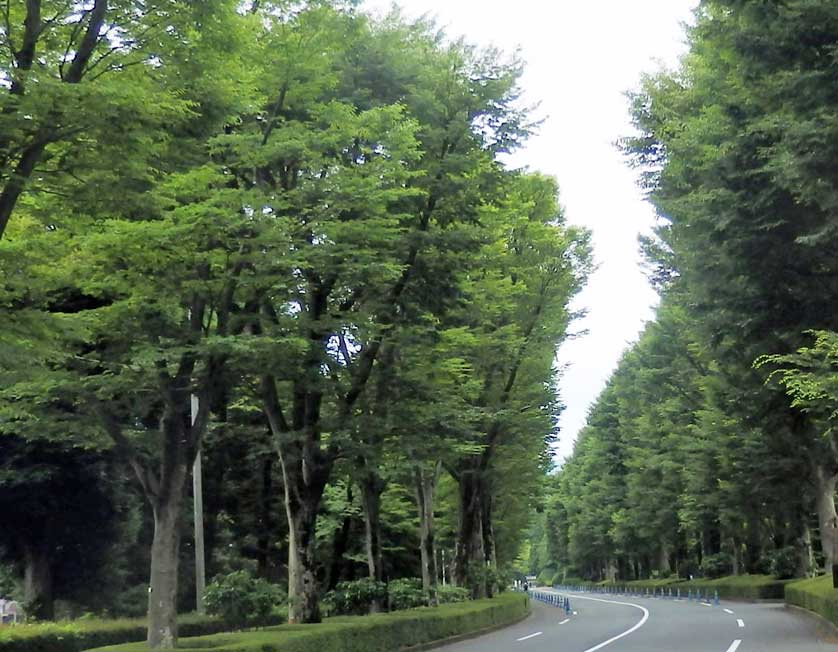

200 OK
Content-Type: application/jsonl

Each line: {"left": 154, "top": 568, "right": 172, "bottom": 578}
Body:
{"left": 364, "top": 0, "right": 697, "bottom": 460}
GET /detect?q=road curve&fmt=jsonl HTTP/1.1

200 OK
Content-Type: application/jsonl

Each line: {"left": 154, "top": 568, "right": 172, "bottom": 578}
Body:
{"left": 429, "top": 589, "right": 838, "bottom": 652}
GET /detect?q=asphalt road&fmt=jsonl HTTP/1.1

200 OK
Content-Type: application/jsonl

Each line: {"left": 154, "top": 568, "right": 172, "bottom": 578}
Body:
{"left": 431, "top": 589, "right": 838, "bottom": 652}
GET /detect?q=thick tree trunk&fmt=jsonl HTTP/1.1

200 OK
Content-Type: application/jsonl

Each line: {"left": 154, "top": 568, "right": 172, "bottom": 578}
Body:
{"left": 261, "top": 375, "right": 333, "bottom": 624}
{"left": 453, "top": 470, "right": 486, "bottom": 599}
{"left": 148, "top": 490, "right": 185, "bottom": 649}
{"left": 23, "top": 543, "right": 53, "bottom": 620}
{"left": 286, "top": 496, "right": 321, "bottom": 623}
{"left": 481, "top": 488, "right": 496, "bottom": 598}
{"left": 798, "top": 524, "right": 813, "bottom": 578}
{"left": 658, "top": 545, "right": 671, "bottom": 576}
{"left": 814, "top": 465, "right": 838, "bottom": 575}
{"left": 414, "top": 464, "right": 440, "bottom": 601}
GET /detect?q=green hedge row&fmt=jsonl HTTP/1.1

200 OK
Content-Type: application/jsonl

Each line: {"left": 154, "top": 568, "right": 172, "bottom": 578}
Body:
{"left": 88, "top": 593, "right": 529, "bottom": 652}
{"left": 0, "top": 613, "right": 285, "bottom": 652}
{"left": 561, "top": 574, "right": 789, "bottom": 600}
{"left": 785, "top": 575, "right": 838, "bottom": 627}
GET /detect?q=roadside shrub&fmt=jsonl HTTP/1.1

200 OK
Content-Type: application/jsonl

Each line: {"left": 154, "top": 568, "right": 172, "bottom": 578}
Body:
{"left": 786, "top": 575, "right": 838, "bottom": 626}
{"left": 86, "top": 593, "right": 529, "bottom": 652}
{"left": 435, "top": 585, "right": 469, "bottom": 604}
{"left": 767, "top": 547, "right": 799, "bottom": 579}
{"left": 700, "top": 553, "right": 732, "bottom": 579}
{"left": 204, "top": 571, "right": 282, "bottom": 630}
{"left": 387, "top": 579, "right": 426, "bottom": 611}
{"left": 325, "top": 579, "right": 387, "bottom": 616}
{"left": 0, "top": 613, "right": 271, "bottom": 652}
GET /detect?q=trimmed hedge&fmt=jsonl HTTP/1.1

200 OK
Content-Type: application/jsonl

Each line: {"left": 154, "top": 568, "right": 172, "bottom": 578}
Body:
{"left": 87, "top": 593, "right": 529, "bottom": 652}
{"left": 785, "top": 575, "right": 838, "bottom": 627}
{"left": 0, "top": 612, "right": 286, "bottom": 652}
{"left": 563, "top": 574, "right": 789, "bottom": 600}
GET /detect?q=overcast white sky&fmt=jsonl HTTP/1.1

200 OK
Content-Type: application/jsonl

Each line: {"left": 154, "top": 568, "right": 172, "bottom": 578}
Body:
{"left": 364, "top": 0, "right": 698, "bottom": 460}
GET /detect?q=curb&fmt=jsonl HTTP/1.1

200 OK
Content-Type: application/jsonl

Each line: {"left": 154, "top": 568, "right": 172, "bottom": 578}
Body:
{"left": 404, "top": 604, "right": 532, "bottom": 651}
{"left": 784, "top": 603, "right": 838, "bottom": 642}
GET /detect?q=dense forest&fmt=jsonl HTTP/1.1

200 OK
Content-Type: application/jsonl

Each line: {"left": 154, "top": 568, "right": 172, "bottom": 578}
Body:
{"left": 0, "top": 0, "right": 592, "bottom": 648}
{"left": 532, "top": 0, "right": 838, "bottom": 585}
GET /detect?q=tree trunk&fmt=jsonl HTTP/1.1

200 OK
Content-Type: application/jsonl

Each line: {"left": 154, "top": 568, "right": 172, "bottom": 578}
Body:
{"left": 256, "top": 457, "right": 273, "bottom": 579}
{"left": 360, "top": 472, "right": 385, "bottom": 613}
{"left": 282, "top": 459, "right": 327, "bottom": 624}
{"left": 481, "top": 487, "right": 496, "bottom": 598}
{"left": 453, "top": 470, "right": 486, "bottom": 599}
{"left": 798, "top": 524, "right": 813, "bottom": 578}
{"left": 658, "top": 545, "right": 671, "bottom": 576}
{"left": 148, "top": 490, "right": 185, "bottom": 649}
{"left": 814, "top": 464, "right": 838, "bottom": 574}
{"left": 414, "top": 463, "right": 440, "bottom": 602}
{"left": 286, "top": 498, "right": 321, "bottom": 623}
{"left": 23, "top": 543, "right": 53, "bottom": 620}
{"left": 360, "top": 474, "right": 385, "bottom": 582}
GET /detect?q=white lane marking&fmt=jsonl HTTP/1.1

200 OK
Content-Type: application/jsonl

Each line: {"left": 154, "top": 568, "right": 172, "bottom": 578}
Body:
{"left": 737, "top": 619, "right": 744, "bottom": 628}
{"left": 562, "top": 593, "right": 650, "bottom": 652}
{"left": 559, "top": 618, "right": 570, "bottom": 625}
{"left": 700, "top": 602, "right": 712, "bottom": 607}
{"left": 724, "top": 608, "right": 734, "bottom": 615}
{"left": 725, "top": 640, "right": 742, "bottom": 652}
{"left": 516, "top": 631, "right": 543, "bottom": 642}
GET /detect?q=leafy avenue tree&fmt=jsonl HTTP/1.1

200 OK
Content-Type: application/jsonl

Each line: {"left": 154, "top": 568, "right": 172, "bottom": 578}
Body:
{"left": 0, "top": 1, "right": 588, "bottom": 646}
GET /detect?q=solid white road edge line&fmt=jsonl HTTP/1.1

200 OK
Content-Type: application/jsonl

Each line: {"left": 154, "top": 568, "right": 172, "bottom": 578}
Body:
{"left": 559, "top": 618, "right": 570, "bottom": 625}
{"left": 516, "top": 632, "right": 543, "bottom": 642}
{"left": 737, "top": 619, "right": 744, "bottom": 628}
{"left": 725, "top": 640, "right": 742, "bottom": 652}
{"left": 561, "top": 593, "right": 650, "bottom": 652}
{"left": 724, "top": 608, "right": 734, "bottom": 615}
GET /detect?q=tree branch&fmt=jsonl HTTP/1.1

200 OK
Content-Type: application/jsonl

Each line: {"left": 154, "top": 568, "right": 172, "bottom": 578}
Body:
{"left": 96, "top": 404, "right": 160, "bottom": 498}
{"left": 64, "top": 0, "right": 107, "bottom": 83}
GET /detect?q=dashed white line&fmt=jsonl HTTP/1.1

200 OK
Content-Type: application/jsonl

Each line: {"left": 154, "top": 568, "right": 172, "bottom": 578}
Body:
{"left": 725, "top": 640, "right": 742, "bottom": 652}
{"left": 516, "top": 631, "right": 543, "bottom": 642}
{"left": 700, "top": 602, "right": 712, "bottom": 607}
{"left": 559, "top": 618, "right": 570, "bottom": 625}
{"left": 737, "top": 619, "right": 745, "bottom": 628}
{"left": 724, "top": 608, "right": 734, "bottom": 615}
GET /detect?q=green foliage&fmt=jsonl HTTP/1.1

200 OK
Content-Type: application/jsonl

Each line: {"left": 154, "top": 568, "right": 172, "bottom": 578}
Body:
{"left": 700, "top": 554, "right": 732, "bottom": 580}
{"left": 0, "top": 0, "right": 587, "bottom": 634}
{"left": 203, "top": 572, "right": 282, "bottom": 630}
{"left": 767, "top": 548, "right": 802, "bottom": 581}
{"left": 434, "top": 586, "right": 470, "bottom": 604}
{"left": 325, "top": 579, "right": 388, "bottom": 616}
{"left": 0, "top": 613, "right": 275, "bottom": 652}
{"left": 87, "top": 594, "right": 528, "bottom": 652}
{"left": 386, "top": 579, "right": 426, "bottom": 611}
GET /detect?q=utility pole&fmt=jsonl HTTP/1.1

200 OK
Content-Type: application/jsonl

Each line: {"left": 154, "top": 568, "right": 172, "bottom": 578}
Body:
{"left": 192, "top": 394, "right": 206, "bottom": 614}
